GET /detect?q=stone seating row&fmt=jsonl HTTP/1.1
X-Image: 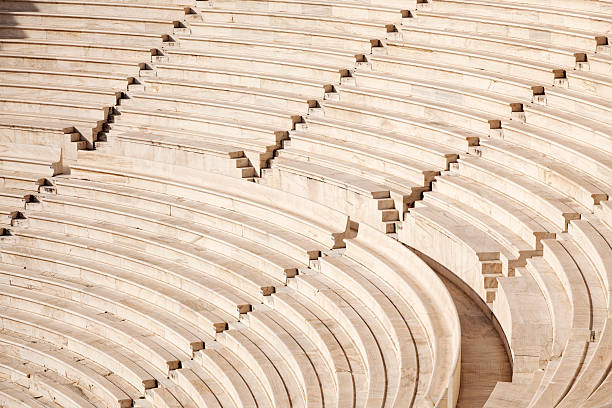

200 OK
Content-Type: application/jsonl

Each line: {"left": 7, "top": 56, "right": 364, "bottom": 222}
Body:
{"left": 318, "top": 258, "right": 420, "bottom": 402}
{"left": 397, "top": 0, "right": 612, "bottom": 141}
{"left": 0, "top": 96, "right": 110, "bottom": 148}
{"left": 329, "top": 74, "right": 611, "bottom": 194}
{"left": 189, "top": 0, "right": 608, "bottom": 268}
{"left": 424, "top": 0, "right": 612, "bottom": 33}
{"left": 341, "top": 223, "right": 461, "bottom": 405}
{"left": 0, "top": 0, "right": 191, "bottom": 157}
{"left": 367, "top": 52, "right": 612, "bottom": 103}
{"left": 0, "top": 66, "right": 132, "bottom": 92}
{"left": 0, "top": 332, "right": 119, "bottom": 408}
{"left": 0, "top": 97, "right": 107, "bottom": 125}
{"left": 0, "top": 298, "right": 162, "bottom": 397}
{"left": 113, "top": 0, "right": 608, "bottom": 236}
{"left": 190, "top": 21, "right": 375, "bottom": 52}
{"left": 0, "top": 247, "right": 216, "bottom": 352}
{"left": 107, "top": 22, "right": 345, "bottom": 175}
{"left": 0, "top": 282, "right": 181, "bottom": 380}
{"left": 475, "top": 139, "right": 611, "bottom": 210}
{"left": 259, "top": 75, "right": 608, "bottom": 232}
{"left": 0, "top": 143, "right": 60, "bottom": 179}
{"left": 223, "top": 226, "right": 458, "bottom": 406}
{"left": 256, "top": 92, "right": 471, "bottom": 229}
{"left": 199, "top": 7, "right": 391, "bottom": 39}
{"left": 399, "top": 156, "right": 610, "bottom": 407}
{"left": 52, "top": 176, "right": 339, "bottom": 264}
{"left": 522, "top": 103, "right": 612, "bottom": 158}
{"left": 123, "top": 92, "right": 297, "bottom": 132}
{"left": 1, "top": 0, "right": 188, "bottom": 19}
{"left": 383, "top": 38, "right": 607, "bottom": 91}
{"left": 536, "top": 234, "right": 606, "bottom": 407}
{"left": 262, "top": 155, "right": 405, "bottom": 232}
{"left": 0, "top": 162, "right": 461, "bottom": 407}
{"left": 409, "top": 11, "right": 606, "bottom": 52}
{"left": 561, "top": 216, "right": 612, "bottom": 404}
{"left": 358, "top": 3, "right": 609, "bottom": 396}
{"left": 352, "top": 59, "right": 612, "bottom": 146}
{"left": 567, "top": 68, "right": 612, "bottom": 100}
{"left": 1, "top": 82, "right": 119, "bottom": 107}
{"left": 261, "top": 129, "right": 443, "bottom": 231}
{"left": 0, "top": 241, "right": 378, "bottom": 406}
{"left": 199, "top": 2, "right": 612, "bottom": 90}
{"left": 363, "top": 52, "right": 612, "bottom": 127}
{"left": 0, "top": 39, "right": 154, "bottom": 63}
{"left": 0, "top": 51, "right": 141, "bottom": 78}
{"left": 108, "top": 104, "right": 283, "bottom": 175}
{"left": 208, "top": 0, "right": 408, "bottom": 22}
{"left": 0, "top": 378, "right": 64, "bottom": 408}
{"left": 486, "top": 267, "right": 554, "bottom": 404}
{"left": 498, "top": 120, "right": 612, "bottom": 182}
{"left": 0, "top": 209, "right": 316, "bottom": 403}
{"left": 402, "top": 181, "right": 610, "bottom": 407}
{"left": 52, "top": 151, "right": 460, "bottom": 405}
{"left": 110, "top": 17, "right": 356, "bottom": 175}
{"left": 174, "top": 34, "right": 362, "bottom": 68}
{"left": 154, "top": 52, "right": 340, "bottom": 87}
{"left": 122, "top": 20, "right": 552, "bottom": 226}
{"left": 266, "top": 277, "right": 382, "bottom": 407}
{"left": 0, "top": 12, "right": 175, "bottom": 33}
{"left": 0, "top": 112, "right": 101, "bottom": 155}
{"left": 20, "top": 207, "right": 284, "bottom": 302}
{"left": 483, "top": 214, "right": 612, "bottom": 407}
{"left": 597, "top": 201, "right": 612, "bottom": 228}
{"left": 97, "top": 129, "right": 259, "bottom": 179}
{"left": 142, "top": 78, "right": 313, "bottom": 114}
{"left": 424, "top": 0, "right": 612, "bottom": 14}
{"left": 0, "top": 26, "right": 165, "bottom": 48}
{"left": 455, "top": 155, "right": 586, "bottom": 232}
{"left": 357, "top": 57, "right": 609, "bottom": 153}
{"left": 58, "top": 158, "right": 348, "bottom": 264}
{"left": 1, "top": 0, "right": 412, "bottom": 404}
{"left": 395, "top": 24, "right": 583, "bottom": 68}
{"left": 0, "top": 0, "right": 607, "bottom": 406}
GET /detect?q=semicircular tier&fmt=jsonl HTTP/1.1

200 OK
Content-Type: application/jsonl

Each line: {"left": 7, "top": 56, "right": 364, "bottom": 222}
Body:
{"left": 0, "top": 0, "right": 610, "bottom": 406}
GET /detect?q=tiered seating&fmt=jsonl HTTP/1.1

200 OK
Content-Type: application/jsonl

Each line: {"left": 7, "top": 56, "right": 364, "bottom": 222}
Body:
{"left": 0, "top": 149, "right": 463, "bottom": 406}
{"left": 384, "top": 0, "right": 612, "bottom": 404}
{"left": 0, "top": 0, "right": 610, "bottom": 406}
{"left": 0, "top": 0, "right": 187, "bottom": 155}
{"left": 335, "top": 223, "right": 461, "bottom": 405}
{"left": 100, "top": 0, "right": 442, "bottom": 230}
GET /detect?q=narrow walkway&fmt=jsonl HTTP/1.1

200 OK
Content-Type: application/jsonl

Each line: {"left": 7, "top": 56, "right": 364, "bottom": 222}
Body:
{"left": 412, "top": 249, "right": 512, "bottom": 407}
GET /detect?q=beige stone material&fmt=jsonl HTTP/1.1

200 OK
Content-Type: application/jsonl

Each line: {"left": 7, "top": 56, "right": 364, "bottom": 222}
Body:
{"left": 0, "top": 0, "right": 611, "bottom": 405}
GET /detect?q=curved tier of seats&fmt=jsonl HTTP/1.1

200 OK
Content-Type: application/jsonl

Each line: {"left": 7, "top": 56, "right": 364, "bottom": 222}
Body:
{"left": 0, "top": 0, "right": 611, "bottom": 406}
{"left": 0, "top": 0, "right": 188, "bottom": 157}
{"left": 0, "top": 150, "right": 461, "bottom": 407}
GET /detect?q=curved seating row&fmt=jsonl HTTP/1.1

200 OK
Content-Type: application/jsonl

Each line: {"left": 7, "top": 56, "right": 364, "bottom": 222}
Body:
{"left": 0, "top": 0, "right": 188, "bottom": 155}
{"left": 0, "top": 148, "right": 463, "bottom": 407}
{"left": 389, "top": 0, "right": 612, "bottom": 404}
{"left": 173, "top": 0, "right": 612, "bottom": 405}
{"left": 101, "top": 0, "right": 395, "bottom": 180}
{"left": 90, "top": 0, "right": 612, "bottom": 403}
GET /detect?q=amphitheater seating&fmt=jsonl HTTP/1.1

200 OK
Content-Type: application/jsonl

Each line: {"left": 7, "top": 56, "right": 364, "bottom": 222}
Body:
{"left": 0, "top": 0, "right": 187, "bottom": 153}
{"left": 0, "top": 0, "right": 610, "bottom": 406}
{"left": 0, "top": 149, "right": 462, "bottom": 406}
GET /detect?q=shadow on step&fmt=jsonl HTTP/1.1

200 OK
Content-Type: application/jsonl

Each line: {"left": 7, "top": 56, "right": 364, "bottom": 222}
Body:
{"left": 0, "top": 0, "right": 38, "bottom": 39}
